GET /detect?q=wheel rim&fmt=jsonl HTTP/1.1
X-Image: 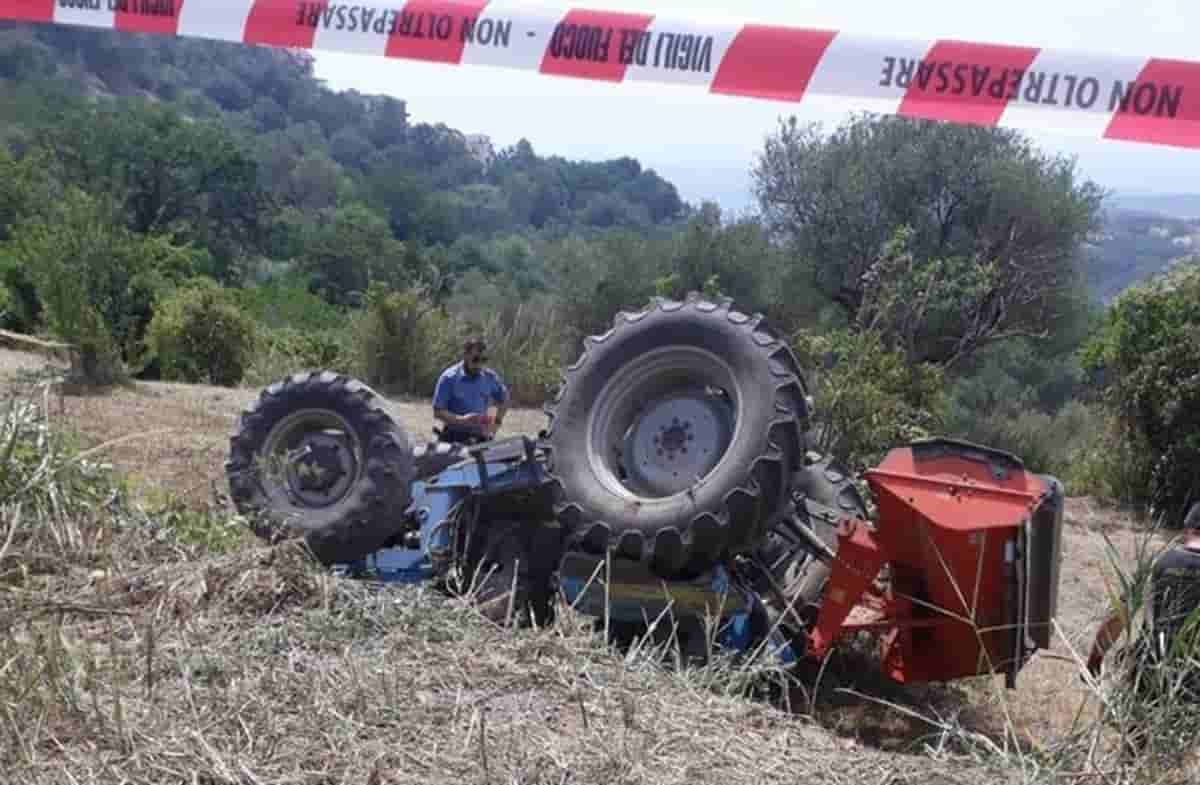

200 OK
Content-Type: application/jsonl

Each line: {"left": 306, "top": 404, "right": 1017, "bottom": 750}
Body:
{"left": 586, "top": 346, "right": 739, "bottom": 501}
{"left": 258, "top": 409, "right": 363, "bottom": 509}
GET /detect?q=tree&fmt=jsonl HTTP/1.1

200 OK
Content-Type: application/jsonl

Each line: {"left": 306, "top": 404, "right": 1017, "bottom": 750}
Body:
{"left": 38, "top": 98, "right": 268, "bottom": 282}
{"left": 856, "top": 225, "right": 1096, "bottom": 368}
{"left": 1080, "top": 263, "right": 1200, "bottom": 523}
{"left": 7, "top": 188, "right": 207, "bottom": 382}
{"left": 545, "top": 230, "right": 666, "bottom": 341}
{"left": 655, "top": 202, "right": 785, "bottom": 318}
{"left": 752, "top": 114, "right": 1104, "bottom": 365}
{"left": 299, "top": 203, "right": 407, "bottom": 305}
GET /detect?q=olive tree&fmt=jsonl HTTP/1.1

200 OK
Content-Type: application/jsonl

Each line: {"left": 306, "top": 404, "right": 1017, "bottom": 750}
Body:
{"left": 752, "top": 114, "right": 1104, "bottom": 367}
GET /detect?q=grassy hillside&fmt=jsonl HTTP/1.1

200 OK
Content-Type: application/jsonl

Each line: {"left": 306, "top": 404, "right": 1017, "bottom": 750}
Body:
{"left": 1, "top": 19, "right": 1199, "bottom": 781}
{"left": 2, "top": 347, "right": 1197, "bottom": 784}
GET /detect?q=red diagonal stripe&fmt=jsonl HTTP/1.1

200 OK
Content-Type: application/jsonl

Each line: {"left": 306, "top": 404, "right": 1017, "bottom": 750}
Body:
{"left": 1104, "top": 59, "right": 1200, "bottom": 149}
{"left": 115, "top": 0, "right": 185, "bottom": 35}
{"left": 897, "top": 41, "right": 1041, "bottom": 126}
{"left": 245, "top": 0, "right": 319, "bottom": 49}
{"left": 539, "top": 9, "right": 654, "bottom": 82}
{"left": 386, "top": 0, "right": 489, "bottom": 63}
{"left": 0, "top": 0, "right": 53, "bottom": 22}
{"left": 709, "top": 25, "right": 836, "bottom": 102}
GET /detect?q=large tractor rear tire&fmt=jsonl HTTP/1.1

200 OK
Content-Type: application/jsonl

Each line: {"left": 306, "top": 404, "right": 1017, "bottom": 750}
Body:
{"left": 225, "top": 371, "right": 415, "bottom": 566}
{"left": 544, "top": 293, "right": 811, "bottom": 578}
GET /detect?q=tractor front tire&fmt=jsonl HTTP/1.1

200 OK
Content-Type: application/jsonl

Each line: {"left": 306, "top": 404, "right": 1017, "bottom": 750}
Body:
{"left": 544, "top": 293, "right": 811, "bottom": 579}
{"left": 225, "top": 371, "right": 415, "bottom": 566}
{"left": 756, "top": 453, "right": 869, "bottom": 649}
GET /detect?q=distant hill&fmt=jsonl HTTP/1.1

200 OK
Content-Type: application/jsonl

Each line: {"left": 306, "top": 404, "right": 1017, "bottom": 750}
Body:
{"left": 1106, "top": 193, "right": 1200, "bottom": 220}
{"left": 0, "top": 21, "right": 688, "bottom": 258}
{"left": 1085, "top": 202, "right": 1200, "bottom": 302}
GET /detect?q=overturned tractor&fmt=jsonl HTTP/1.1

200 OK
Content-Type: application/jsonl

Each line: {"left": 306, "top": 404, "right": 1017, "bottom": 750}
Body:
{"left": 224, "top": 294, "right": 1064, "bottom": 683}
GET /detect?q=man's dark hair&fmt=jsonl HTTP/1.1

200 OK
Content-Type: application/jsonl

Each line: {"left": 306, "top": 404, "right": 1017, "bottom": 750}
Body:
{"left": 463, "top": 337, "right": 486, "bottom": 353}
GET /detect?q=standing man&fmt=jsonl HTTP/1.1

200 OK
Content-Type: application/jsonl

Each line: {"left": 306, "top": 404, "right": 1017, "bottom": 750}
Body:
{"left": 1085, "top": 501, "right": 1200, "bottom": 756}
{"left": 433, "top": 337, "right": 509, "bottom": 445}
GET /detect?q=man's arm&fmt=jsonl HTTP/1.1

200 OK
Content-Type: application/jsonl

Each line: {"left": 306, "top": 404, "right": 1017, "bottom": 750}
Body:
{"left": 1087, "top": 605, "right": 1129, "bottom": 676}
{"left": 435, "top": 407, "right": 483, "bottom": 428}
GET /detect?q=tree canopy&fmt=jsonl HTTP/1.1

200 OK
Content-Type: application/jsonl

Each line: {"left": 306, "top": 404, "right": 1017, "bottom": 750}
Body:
{"left": 752, "top": 114, "right": 1105, "bottom": 366}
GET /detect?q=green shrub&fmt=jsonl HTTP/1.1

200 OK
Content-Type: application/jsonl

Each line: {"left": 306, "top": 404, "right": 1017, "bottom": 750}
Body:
{"left": 243, "top": 325, "right": 355, "bottom": 389}
{"left": 353, "top": 282, "right": 458, "bottom": 396}
{"left": 0, "top": 253, "right": 40, "bottom": 332}
{"left": 943, "top": 398, "right": 1103, "bottom": 481}
{"left": 1080, "top": 263, "right": 1200, "bottom": 523}
{"left": 236, "top": 277, "right": 347, "bottom": 332}
{"left": 5, "top": 188, "right": 209, "bottom": 383}
{"left": 463, "top": 299, "right": 567, "bottom": 407}
{"left": 1064, "top": 410, "right": 1157, "bottom": 511}
{"left": 145, "top": 279, "right": 257, "bottom": 386}
{"left": 791, "top": 327, "right": 947, "bottom": 473}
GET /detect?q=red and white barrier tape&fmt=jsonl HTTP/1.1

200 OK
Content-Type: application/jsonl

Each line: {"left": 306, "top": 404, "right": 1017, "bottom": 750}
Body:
{"left": 2, "top": 0, "right": 1198, "bottom": 150}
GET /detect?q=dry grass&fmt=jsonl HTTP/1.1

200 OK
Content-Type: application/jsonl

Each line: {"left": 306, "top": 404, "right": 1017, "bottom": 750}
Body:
{"left": 1, "top": 346, "right": 1197, "bottom": 784}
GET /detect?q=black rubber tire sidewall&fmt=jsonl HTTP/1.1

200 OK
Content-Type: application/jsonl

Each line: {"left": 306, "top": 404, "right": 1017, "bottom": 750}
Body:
{"left": 463, "top": 521, "right": 561, "bottom": 627}
{"left": 757, "top": 453, "right": 869, "bottom": 642}
{"left": 546, "top": 296, "right": 809, "bottom": 577}
{"left": 225, "top": 371, "right": 415, "bottom": 566}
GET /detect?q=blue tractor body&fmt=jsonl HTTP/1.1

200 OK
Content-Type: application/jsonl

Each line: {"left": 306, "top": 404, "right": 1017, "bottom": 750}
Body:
{"left": 331, "top": 435, "right": 799, "bottom": 665}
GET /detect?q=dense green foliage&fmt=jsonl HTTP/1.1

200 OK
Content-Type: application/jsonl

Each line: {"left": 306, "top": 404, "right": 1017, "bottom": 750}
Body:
{"left": 145, "top": 278, "right": 258, "bottom": 386}
{"left": 0, "top": 22, "right": 1189, "bottom": 513}
{"left": 753, "top": 114, "right": 1102, "bottom": 368}
{"left": 1081, "top": 263, "right": 1200, "bottom": 523}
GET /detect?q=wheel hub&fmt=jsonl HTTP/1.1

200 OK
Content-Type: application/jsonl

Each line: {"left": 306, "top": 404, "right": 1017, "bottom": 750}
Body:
{"left": 622, "top": 393, "right": 732, "bottom": 497}
{"left": 285, "top": 430, "right": 356, "bottom": 507}
{"left": 259, "top": 408, "right": 363, "bottom": 511}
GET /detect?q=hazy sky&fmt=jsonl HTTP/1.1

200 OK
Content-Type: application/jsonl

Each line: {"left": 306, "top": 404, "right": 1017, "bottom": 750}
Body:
{"left": 311, "top": 0, "right": 1200, "bottom": 211}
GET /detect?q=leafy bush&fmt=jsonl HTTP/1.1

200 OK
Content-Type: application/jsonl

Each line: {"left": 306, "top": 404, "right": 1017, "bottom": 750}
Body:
{"left": 944, "top": 399, "right": 1102, "bottom": 480}
{"left": 460, "top": 299, "right": 567, "bottom": 407}
{"left": 791, "top": 327, "right": 947, "bottom": 473}
{"left": 235, "top": 277, "right": 347, "bottom": 331}
{"left": 1063, "top": 410, "right": 1156, "bottom": 509}
{"left": 1080, "top": 263, "right": 1200, "bottom": 523}
{"left": 5, "top": 188, "right": 210, "bottom": 383}
{"left": 144, "top": 278, "right": 257, "bottom": 386}
{"left": 0, "top": 253, "right": 41, "bottom": 332}
{"left": 353, "top": 282, "right": 458, "bottom": 396}
{"left": 6, "top": 189, "right": 129, "bottom": 383}
{"left": 243, "top": 325, "right": 355, "bottom": 389}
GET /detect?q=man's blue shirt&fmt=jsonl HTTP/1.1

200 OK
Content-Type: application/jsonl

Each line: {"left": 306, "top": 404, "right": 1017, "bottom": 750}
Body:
{"left": 433, "top": 362, "right": 509, "bottom": 418}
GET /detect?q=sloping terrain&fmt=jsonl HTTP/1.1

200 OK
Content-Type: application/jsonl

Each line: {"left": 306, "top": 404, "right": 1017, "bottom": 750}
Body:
{"left": 0, "top": 347, "right": 1192, "bottom": 784}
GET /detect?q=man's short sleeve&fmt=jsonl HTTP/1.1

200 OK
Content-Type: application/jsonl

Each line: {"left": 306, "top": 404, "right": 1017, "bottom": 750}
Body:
{"left": 489, "top": 370, "right": 509, "bottom": 404}
{"left": 433, "top": 368, "right": 453, "bottom": 409}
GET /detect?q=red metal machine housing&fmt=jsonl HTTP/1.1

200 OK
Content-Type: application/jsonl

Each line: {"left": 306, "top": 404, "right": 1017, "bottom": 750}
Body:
{"left": 807, "top": 439, "right": 1065, "bottom": 687}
